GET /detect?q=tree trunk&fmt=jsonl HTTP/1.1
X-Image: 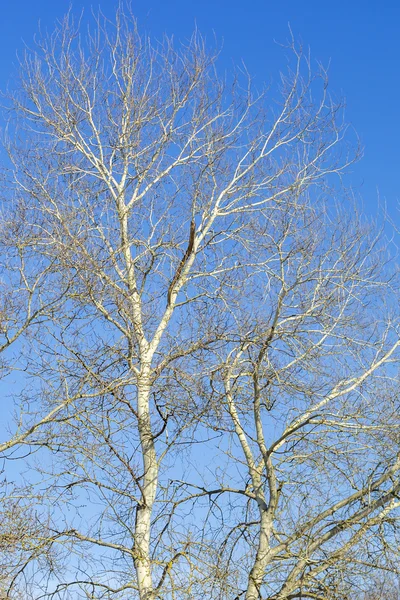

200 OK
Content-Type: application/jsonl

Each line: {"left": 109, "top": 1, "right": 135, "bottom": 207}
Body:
{"left": 246, "top": 510, "right": 272, "bottom": 600}
{"left": 134, "top": 374, "right": 157, "bottom": 600}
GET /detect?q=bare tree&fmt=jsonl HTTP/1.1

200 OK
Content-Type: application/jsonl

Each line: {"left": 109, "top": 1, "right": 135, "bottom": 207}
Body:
{"left": 0, "top": 165, "right": 70, "bottom": 598}
{"left": 1, "top": 5, "right": 400, "bottom": 600}
{"left": 0, "top": 171, "right": 72, "bottom": 457}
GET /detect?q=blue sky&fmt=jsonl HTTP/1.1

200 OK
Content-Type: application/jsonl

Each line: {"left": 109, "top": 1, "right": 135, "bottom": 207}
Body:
{"left": 0, "top": 0, "right": 399, "bottom": 213}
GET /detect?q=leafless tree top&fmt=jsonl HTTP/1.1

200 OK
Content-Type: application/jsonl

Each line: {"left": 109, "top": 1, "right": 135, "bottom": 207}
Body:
{"left": 0, "top": 5, "right": 399, "bottom": 600}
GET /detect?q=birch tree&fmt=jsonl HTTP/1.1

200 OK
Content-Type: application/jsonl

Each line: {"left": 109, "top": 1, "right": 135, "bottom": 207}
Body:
{"left": 1, "top": 6, "right": 400, "bottom": 600}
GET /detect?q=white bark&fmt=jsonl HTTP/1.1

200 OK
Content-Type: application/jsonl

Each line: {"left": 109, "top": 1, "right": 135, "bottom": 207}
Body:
{"left": 246, "top": 511, "right": 273, "bottom": 600}
{"left": 134, "top": 372, "right": 157, "bottom": 600}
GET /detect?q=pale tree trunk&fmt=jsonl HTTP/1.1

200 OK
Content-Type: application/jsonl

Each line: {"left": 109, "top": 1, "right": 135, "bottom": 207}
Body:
{"left": 246, "top": 510, "right": 273, "bottom": 600}
{"left": 226, "top": 370, "right": 276, "bottom": 600}
{"left": 134, "top": 369, "right": 157, "bottom": 600}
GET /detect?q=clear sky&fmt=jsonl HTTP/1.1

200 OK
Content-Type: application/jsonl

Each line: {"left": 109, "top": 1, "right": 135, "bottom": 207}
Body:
{"left": 0, "top": 0, "right": 398, "bottom": 213}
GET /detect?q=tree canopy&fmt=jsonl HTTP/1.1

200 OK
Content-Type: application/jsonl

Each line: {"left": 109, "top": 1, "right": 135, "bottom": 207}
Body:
{"left": 0, "top": 6, "right": 399, "bottom": 600}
